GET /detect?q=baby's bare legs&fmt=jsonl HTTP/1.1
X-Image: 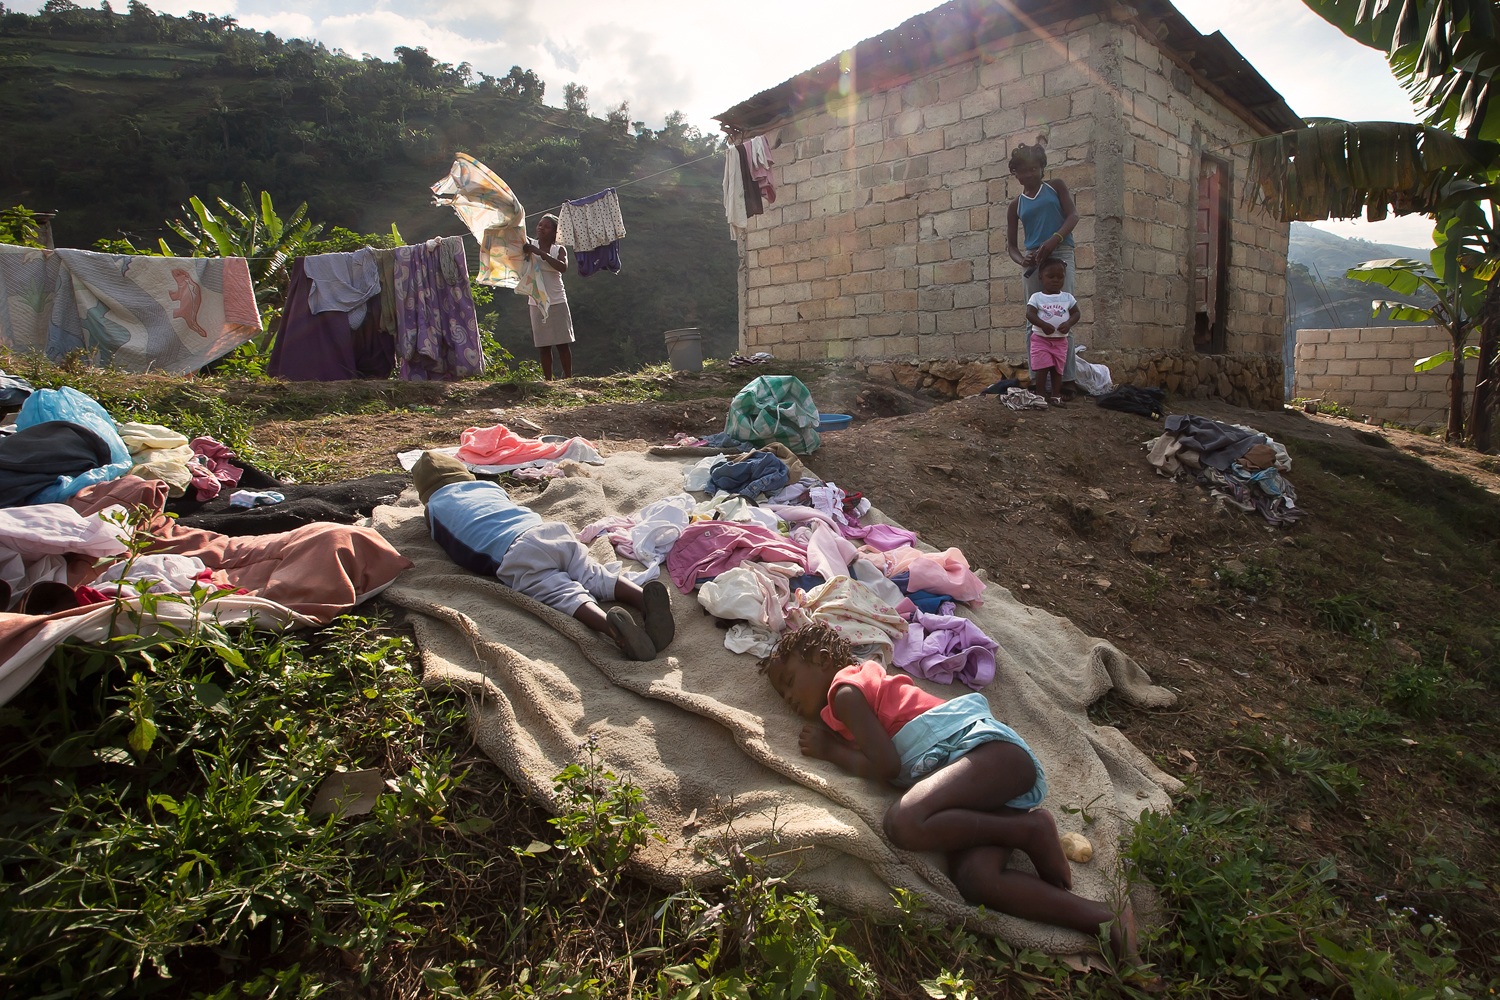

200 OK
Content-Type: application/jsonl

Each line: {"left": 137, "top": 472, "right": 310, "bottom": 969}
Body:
{"left": 881, "top": 741, "right": 1073, "bottom": 889}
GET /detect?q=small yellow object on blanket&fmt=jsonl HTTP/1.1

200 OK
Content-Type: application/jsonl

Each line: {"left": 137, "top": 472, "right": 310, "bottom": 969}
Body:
{"left": 1060, "top": 831, "right": 1093, "bottom": 863}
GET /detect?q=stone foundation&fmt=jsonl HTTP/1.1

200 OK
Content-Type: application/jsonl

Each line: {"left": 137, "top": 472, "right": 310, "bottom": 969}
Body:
{"left": 853, "top": 349, "right": 1284, "bottom": 408}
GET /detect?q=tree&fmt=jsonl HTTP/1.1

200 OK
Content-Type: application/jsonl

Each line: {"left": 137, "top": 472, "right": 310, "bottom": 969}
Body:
{"left": 1344, "top": 250, "right": 1484, "bottom": 440}
{"left": 1302, "top": 0, "right": 1499, "bottom": 141}
{"left": 564, "top": 82, "right": 589, "bottom": 116}
{"left": 1248, "top": 1, "right": 1500, "bottom": 445}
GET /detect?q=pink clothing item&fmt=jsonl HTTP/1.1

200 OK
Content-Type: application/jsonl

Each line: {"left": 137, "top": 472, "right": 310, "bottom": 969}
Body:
{"left": 665, "top": 521, "right": 805, "bottom": 592}
{"left": 1030, "top": 333, "right": 1069, "bottom": 372}
{"left": 187, "top": 457, "right": 221, "bottom": 501}
{"left": 189, "top": 436, "right": 244, "bottom": 501}
{"left": 820, "top": 659, "right": 943, "bottom": 742}
{"left": 804, "top": 521, "right": 856, "bottom": 581}
{"left": 747, "top": 135, "right": 776, "bottom": 204}
{"left": 839, "top": 522, "right": 919, "bottom": 551}
{"left": 859, "top": 544, "right": 987, "bottom": 603}
{"left": 455, "top": 424, "right": 593, "bottom": 466}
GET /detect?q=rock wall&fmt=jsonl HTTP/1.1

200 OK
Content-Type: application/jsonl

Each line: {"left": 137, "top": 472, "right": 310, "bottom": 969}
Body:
{"left": 853, "top": 349, "right": 1284, "bottom": 408}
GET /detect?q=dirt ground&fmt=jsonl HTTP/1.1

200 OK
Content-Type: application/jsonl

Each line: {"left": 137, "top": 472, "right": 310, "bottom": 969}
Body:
{"left": 250, "top": 368, "right": 1500, "bottom": 953}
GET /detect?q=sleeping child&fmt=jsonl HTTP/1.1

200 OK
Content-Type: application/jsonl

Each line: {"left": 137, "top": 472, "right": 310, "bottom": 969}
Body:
{"left": 761, "top": 622, "right": 1153, "bottom": 978}
{"left": 413, "top": 450, "right": 674, "bottom": 661}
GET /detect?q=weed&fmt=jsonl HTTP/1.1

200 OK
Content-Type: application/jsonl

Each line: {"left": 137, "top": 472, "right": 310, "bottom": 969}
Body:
{"left": 526, "top": 733, "right": 660, "bottom": 880}
{"left": 652, "top": 811, "right": 877, "bottom": 999}
{"left": 1125, "top": 795, "right": 1477, "bottom": 996}
{"left": 0, "top": 607, "right": 468, "bottom": 998}
{"left": 1315, "top": 593, "right": 1382, "bottom": 639}
{"left": 1380, "top": 658, "right": 1483, "bottom": 720}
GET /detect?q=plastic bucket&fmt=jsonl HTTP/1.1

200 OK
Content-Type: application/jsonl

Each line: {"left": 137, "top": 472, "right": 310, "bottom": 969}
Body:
{"left": 664, "top": 328, "right": 703, "bottom": 372}
{"left": 817, "top": 413, "right": 852, "bottom": 431}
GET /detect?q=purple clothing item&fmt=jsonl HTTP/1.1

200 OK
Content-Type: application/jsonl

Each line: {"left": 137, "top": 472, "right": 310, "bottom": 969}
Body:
{"left": 575, "top": 241, "right": 622, "bottom": 276}
{"left": 394, "top": 239, "right": 484, "bottom": 382}
{"left": 269, "top": 258, "right": 394, "bottom": 381}
{"left": 839, "top": 522, "right": 919, "bottom": 551}
{"left": 892, "top": 611, "right": 999, "bottom": 690}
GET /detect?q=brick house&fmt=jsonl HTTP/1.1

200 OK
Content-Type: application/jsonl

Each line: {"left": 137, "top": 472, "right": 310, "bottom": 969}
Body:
{"left": 714, "top": 0, "right": 1300, "bottom": 406}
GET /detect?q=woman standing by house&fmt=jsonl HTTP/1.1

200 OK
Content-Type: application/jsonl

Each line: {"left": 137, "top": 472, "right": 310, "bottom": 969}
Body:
{"left": 1006, "top": 140, "right": 1081, "bottom": 391}
{"left": 523, "top": 214, "right": 574, "bottom": 380}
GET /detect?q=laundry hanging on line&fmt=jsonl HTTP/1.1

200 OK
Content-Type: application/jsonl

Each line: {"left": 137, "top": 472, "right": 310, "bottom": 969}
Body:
{"left": 557, "top": 188, "right": 627, "bottom": 276}
{"left": 0, "top": 244, "right": 262, "bottom": 373}
{"left": 722, "top": 135, "right": 776, "bottom": 241}
{"left": 431, "top": 153, "right": 551, "bottom": 318}
{"left": 269, "top": 236, "right": 480, "bottom": 383}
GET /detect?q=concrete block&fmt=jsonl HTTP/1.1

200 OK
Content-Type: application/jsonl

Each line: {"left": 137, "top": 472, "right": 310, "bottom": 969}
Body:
{"left": 961, "top": 88, "right": 1001, "bottom": 119}
{"left": 1345, "top": 342, "right": 1380, "bottom": 359}
{"left": 1370, "top": 374, "right": 1409, "bottom": 391}
{"left": 951, "top": 280, "right": 989, "bottom": 311}
{"left": 1021, "top": 43, "right": 1067, "bottom": 76}
{"left": 917, "top": 240, "right": 952, "bottom": 264}
{"left": 1315, "top": 343, "right": 1346, "bottom": 360}
{"left": 1325, "top": 360, "right": 1359, "bottom": 376}
{"left": 1356, "top": 359, "right": 1392, "bottom": 376}
{"left": 924, "top": 101, "right": 962, "bottom": 129}
{"left": 1376, "top": 342, "right": 1413, "bottom": 359}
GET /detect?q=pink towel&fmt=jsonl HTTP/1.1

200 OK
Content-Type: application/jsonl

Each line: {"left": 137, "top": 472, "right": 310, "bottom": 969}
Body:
{"left": 456, "top": 424, "right": 590, "bottom": 466}
{"left": 858, "top": 544, "right": 986, "bottom": 603}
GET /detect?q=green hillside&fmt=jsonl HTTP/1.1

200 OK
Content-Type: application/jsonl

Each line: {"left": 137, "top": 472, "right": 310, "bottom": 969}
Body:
{"left": 0, "top": 3, "right": 739, "bottom": 374}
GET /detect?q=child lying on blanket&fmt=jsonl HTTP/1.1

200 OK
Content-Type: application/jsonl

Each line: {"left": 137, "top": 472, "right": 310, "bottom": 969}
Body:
{"left": 761, "top": 623, "right": 1153, "bottom": 978}
{"left": 414, "top": 451, "right": 674, "bottom": 661}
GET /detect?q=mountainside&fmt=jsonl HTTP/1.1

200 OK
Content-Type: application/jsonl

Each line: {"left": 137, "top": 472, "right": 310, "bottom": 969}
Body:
{"left": 0, "top": 5, "right": 740, "bottom": 374}
{"left": 1283, "top": 223, "right": 1435, "bottom": 392}
{"left": 1288, "top": 221, "right": 1430, "bottom": 277}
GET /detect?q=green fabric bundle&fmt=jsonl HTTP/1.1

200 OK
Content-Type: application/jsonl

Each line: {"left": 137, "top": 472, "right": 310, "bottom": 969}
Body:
{"left": 723, "top": 375, "right": 821, "bottom": 455}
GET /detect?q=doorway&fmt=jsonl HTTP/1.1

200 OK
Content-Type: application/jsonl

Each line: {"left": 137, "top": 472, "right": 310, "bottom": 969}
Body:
{"left": 1194, "top": 155, "right": 1231, "bottom": 354}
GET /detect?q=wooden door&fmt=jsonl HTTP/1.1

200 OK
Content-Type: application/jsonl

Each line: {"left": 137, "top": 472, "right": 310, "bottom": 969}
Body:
{"left": 1195, "top": 161, "right": 1221, "bottom": 324}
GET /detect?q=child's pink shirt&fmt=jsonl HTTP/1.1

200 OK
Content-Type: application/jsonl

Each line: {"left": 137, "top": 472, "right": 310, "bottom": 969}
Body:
{"left": 821, "top": 660, "right": 943, "bottom": 741}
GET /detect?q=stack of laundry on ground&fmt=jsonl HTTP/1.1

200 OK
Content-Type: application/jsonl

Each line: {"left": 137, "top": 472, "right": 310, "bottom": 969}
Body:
{"left": 1146, "top": 413, "right": 1305, "bottom": 525}
{"left": 0, "top": 382, "right": 412, "bottom": 681}
{"left": 579, "top": 440, "right": 1001, "bottom": 689}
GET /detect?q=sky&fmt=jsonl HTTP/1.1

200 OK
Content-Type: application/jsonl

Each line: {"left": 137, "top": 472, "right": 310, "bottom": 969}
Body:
{"left": 38, "top": 0, "right": 1439, "bottom": 248}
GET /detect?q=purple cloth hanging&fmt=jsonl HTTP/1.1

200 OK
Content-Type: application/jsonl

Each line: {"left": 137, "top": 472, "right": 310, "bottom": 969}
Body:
{"left": 269, "top": 258, "right": 393, "bottom": 381}
{"left": 575, "top": 241, "right": 622, "bottom": 276}
{"left": 892, "top": 611, "right": 999, "bottom": 690}
{"left": 394, "top": 239, "right": 484, "bottom": 382}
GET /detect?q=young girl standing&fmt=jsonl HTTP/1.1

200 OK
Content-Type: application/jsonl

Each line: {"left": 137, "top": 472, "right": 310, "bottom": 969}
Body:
{"left": 523, "top": 214, "right": 574, "bottom": 380}
{"left": 1006, "top": 140, "right": 1081, "bottom": 389}
{"left": 762, "top": 623, "right": 1153, "bottom": 979}
{"left": 1027, "top": 257, "right": 1080, "bottom": 405}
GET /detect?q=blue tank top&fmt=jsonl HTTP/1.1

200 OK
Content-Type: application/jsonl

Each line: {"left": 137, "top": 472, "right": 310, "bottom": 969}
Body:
{"left": 1017, "top": 183, "right": 1074, "bottom": 250}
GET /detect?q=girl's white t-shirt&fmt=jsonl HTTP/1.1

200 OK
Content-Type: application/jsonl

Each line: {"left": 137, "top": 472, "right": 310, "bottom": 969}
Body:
{"left": 1028, "top": 290, "right": 1076, "bottom": 337}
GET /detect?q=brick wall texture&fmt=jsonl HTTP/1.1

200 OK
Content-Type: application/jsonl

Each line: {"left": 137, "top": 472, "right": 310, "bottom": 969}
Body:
{"left": 737, "top": 11, "right": 1288, "bottom": 403}
{"left": 1294, "top": 326, "right": 1453, "bottom": 431}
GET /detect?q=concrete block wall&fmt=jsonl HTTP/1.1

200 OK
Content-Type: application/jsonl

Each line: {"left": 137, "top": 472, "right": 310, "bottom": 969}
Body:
{"left": 1294, "top": 326, "right": 1452, "bottom": 430}
{"left": 1113, "top": 24, "right": 1288, "bottom": 355}
{"left": 742, "top": 14, "right": 1109, "bottom": 361}
{"left": 736, "top": 11, "right": 1288, "bottom": 406}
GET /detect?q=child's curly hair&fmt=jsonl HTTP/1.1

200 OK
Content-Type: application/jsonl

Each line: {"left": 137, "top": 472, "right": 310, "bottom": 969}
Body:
{"left": 1008, "top": 141, "right": 1048, "bottom": 173}
{"left": 757, "top": 622, "right": 853, "bottom": 674}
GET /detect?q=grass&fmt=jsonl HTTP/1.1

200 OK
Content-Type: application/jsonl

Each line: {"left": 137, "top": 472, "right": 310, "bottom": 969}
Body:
{"left": 2, "top": 357, "right": 1500, "bottom": 995}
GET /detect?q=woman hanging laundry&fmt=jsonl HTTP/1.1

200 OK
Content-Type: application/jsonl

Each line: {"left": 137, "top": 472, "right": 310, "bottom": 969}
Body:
{"left": 523, "top": 214, "right": 574, "bottom": 380}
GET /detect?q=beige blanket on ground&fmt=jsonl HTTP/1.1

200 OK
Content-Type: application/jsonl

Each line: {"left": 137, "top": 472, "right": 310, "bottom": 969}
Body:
{"left": 374, "top": 451, "right": 1182, "bottom": 954}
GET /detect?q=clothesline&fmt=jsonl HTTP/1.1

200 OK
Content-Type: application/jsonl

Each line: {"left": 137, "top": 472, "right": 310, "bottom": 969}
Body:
{"left": 206, "top": 147, "right": 729, "bottom": 261}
